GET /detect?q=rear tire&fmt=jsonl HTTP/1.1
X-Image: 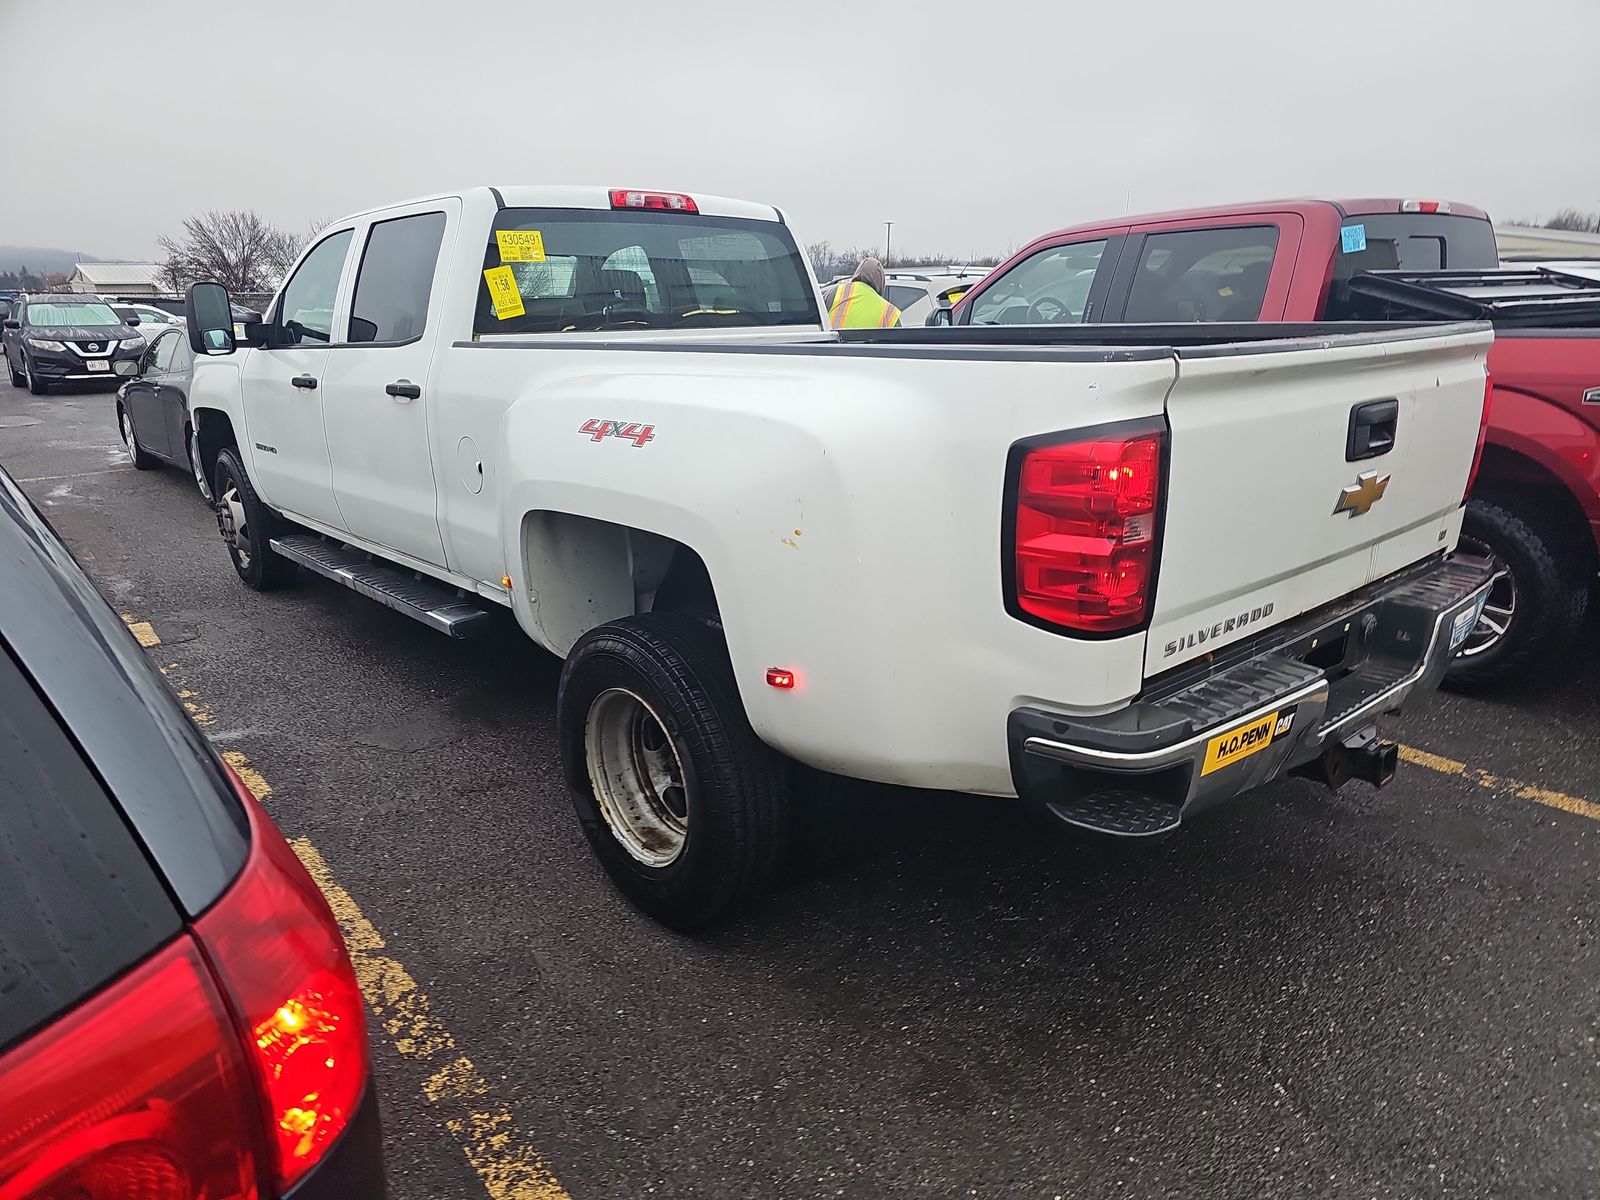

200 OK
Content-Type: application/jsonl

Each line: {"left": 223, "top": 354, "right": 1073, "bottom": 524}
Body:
{"left": 558, "top": 613, "right": 793, "bottom": 929}
{"left": 7, "top": 355, "right": 22, "bottom": 388}
{"left": 1444, "top": 498, "right": 1589, "bottom": 692}
{"left": 212, "top": 447, "right": 297, "bottom": 591}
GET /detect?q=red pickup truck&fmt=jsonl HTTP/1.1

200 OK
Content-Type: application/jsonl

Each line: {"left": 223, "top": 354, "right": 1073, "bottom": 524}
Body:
{"left": 949, "top": 199, "right": 1600, "bottom": 689}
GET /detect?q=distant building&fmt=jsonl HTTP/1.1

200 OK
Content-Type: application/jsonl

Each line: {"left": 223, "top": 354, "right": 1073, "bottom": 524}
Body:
{"left": 1495, "top": 225, "right": 1600, "bottom": 261}
{"left": 67, "top": 262, "right": 165, "bottom": 296}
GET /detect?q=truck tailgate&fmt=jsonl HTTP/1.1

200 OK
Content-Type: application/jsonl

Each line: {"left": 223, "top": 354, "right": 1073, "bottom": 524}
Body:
{"left": 1147, "top": 325, "right": 1491, "bottom": 676}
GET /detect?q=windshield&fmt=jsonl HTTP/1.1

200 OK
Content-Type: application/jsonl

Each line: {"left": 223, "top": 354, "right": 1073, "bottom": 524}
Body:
{"left": 26, "top": 301, "right": 123, "bottom": 327}
{"left": 474, "top": 208, "right": 820, "bottom": 335}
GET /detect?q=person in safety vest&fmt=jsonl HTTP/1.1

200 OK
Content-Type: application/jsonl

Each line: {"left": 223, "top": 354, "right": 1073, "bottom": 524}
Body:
{"left": 828, "top": 257, "right": 901, "bottom": 329}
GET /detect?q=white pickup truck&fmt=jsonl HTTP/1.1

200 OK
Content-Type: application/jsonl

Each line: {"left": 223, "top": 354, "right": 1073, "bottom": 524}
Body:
{"left": 181, "top": 185, "right": 1496, "bottom": 927}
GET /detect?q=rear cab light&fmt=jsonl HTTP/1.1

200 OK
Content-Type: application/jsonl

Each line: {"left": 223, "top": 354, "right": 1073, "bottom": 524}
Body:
{"left": 195, "top": 773, "right": 371, "bottom": 1195}
{"left": 1400, "top": 199, "right": 1451, "bottom": 214}
{"left": 609, "top": 188, "right": 698, "bottom": 213}
{"left": 1005, "top": 421, "right": 1166, "bottom": 634}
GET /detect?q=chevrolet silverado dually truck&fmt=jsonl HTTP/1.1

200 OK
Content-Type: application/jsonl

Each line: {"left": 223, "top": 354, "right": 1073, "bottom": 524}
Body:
{"left": 949, "top": 198, "right": 1600, "bottom": 689}
{"left": 181, "top": 185, "right": 1496, "bottom": 927}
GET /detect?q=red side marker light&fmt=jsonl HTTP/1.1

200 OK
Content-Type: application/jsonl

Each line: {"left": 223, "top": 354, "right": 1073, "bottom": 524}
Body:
{"left": 766, "top": 668, "right": 796, "bottom": 689}
{"left": 609, "top": 189, "right": 698, "bottom": 214}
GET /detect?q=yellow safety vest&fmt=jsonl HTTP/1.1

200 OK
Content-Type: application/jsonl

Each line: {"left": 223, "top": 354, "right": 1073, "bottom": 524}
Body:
{"left": 828, "top": 280, "right": 902, "bottom": 329}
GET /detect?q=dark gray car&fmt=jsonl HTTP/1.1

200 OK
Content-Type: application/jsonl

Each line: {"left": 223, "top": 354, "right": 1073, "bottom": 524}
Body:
{"left": 115, "top": 325, "right": 211, "bottom": 501}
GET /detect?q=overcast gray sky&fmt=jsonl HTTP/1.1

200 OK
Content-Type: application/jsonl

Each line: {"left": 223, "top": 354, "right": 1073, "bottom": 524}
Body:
{"left": 3, "top": 0, "right": 1597, "bottom": 261}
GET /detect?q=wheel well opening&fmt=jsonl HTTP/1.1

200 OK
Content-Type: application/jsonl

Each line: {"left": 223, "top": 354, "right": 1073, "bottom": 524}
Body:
{"left": 519, "top": 512, "right": 720, "bottom": 654}
{"left": 1474, "top": 444, "right": 1599, "bottom": 571}
{"left": 194, "top": 411, "right": 239, "bottom": 492}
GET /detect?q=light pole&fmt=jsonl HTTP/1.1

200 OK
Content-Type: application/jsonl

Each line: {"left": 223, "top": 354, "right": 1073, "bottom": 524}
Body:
{"left": 884, "top": 220, "right": 894, "bottom": 267}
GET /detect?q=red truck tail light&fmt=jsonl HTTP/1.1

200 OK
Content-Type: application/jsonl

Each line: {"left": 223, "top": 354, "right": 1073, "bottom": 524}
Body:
{"left": 0, "top": 938, "right": 263, "bottom": 1200}
{"left": 195, "top": 776, "right": 369, "bottom": 1195}
{"left": 1007, "top": 425, "right": 1165, "bottom": 633}
{"left": 609, "top": 189, "right": 698, "bottom": 214}
{"left": 1465, "top": 371, "right": 1493, "bottom": 501}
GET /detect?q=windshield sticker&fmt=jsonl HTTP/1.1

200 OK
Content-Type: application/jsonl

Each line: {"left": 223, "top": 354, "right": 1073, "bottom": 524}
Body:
{"left": 483, "top": 266, "right": 526, "bottom": 320}
{"left": 1340, "top": 224, "right": 1368, "bottom": 254}
{"left": 496, "top": 230, "right": 547, "bottom": 263}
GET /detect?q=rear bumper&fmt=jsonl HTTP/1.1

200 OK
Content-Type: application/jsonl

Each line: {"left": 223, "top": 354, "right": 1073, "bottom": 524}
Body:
{"left": 1009, "top": 554, "right": 1497, "bottom": 835}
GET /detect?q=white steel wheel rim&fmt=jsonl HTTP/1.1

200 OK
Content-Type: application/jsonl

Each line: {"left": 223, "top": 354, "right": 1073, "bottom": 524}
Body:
{"left": 220, "top": 483, "right": 252, "bottom": 568}
{"left": 190, "top": 429, "right": 212, "bottom": 502}
{"left": 584, "top": 687, "right": 690, "bottom": 867}
{"left": 1456, "top": 534, "right": 1515, "bottom": 658}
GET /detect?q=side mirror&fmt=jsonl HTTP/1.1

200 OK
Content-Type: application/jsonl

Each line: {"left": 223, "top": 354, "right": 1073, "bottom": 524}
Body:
{"left": 925, "top": 303, "right": 953, "bottom": 327}
{"left": 124, "top": 315, "right": 141, "bottom": 326}
{"left": 185, "top": 281, "right": 237, "bottom": 355}
{"left": 2, "top": 319, "right": 19, "bottom": 330}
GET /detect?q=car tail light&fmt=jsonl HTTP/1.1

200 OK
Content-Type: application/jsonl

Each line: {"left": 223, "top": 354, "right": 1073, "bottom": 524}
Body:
{"left": 1400, "top": 199, "right": 1451, "bottom": 214}
{"left": 610, "top": 189, "right": 698, "bottom": 214}
{"left": 195, "top": 778, "right": 369, "bottom": 1195}
{"left": 1008, "top": 427, "right": 1164, "bottom": 633}
{"left": 0, "top": 939, "right": 263, "bottom": 1200}
{"left": 1465, "top": 371, "right": 1492, "bottom": 501}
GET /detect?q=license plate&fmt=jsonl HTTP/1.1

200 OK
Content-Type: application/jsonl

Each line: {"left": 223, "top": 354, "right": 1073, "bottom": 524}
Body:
{"left": 1449, "top": 595, "right": 1488, "bottom": 651}
{"left": 85, "top": 360, "right": 109, "bottom": 372}
{"left": 1201, "top": 706, "right": 1298, "bottom": 777}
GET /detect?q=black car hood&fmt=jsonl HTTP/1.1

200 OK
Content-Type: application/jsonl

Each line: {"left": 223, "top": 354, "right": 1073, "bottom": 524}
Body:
{"left": 26, "top": 324, "right": 142, "bottom": 344}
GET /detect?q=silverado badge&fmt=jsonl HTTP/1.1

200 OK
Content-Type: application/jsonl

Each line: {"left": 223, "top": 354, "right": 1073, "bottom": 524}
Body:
{"left": 1334, "top": 470, "right": 1390, "bottom": 518}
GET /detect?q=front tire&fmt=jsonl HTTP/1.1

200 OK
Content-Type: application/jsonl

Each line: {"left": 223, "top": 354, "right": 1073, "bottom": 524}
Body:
{"left": 558, "top": 613, "right": 793, "bottom": 929}
{"left": 1444, "top": 498, "right": 1589, "bottom": 691}
{"left": 24, "top": 355, "right": 47, "bottom": 395}
{"left": 119, "top": 405, "right": 160, "bottom": 470}
{"left": 212, "top": 447, "right": 297, "bottom": 590}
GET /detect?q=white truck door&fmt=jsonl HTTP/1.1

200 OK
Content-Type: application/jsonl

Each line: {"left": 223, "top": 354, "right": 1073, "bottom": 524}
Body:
{"left": 319, "top": 201, "right": 455, "bottom": 566}
{"left": 239, "top": 227, "right": 356, "bottom": 529}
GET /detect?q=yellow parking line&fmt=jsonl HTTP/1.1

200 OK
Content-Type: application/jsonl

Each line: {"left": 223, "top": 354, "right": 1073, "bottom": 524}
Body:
{"left": 121, "top": 614, "right": 573, "bottom": 1200}
{"left": 1399, "top": 744, "right": 1600, "bottom": 823}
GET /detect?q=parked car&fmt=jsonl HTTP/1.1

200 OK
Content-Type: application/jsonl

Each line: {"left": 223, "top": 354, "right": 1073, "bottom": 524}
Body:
{"left": 113, "top": 300, "right": 186, "bottom": 334}
{"left": 2, "top": 293, "right": 145, "bottom": 394}
{"left": 179, "top": 184, "right": 1492, "bottom": 927}
{"left": 951, "top": 198, "right": 1599, "bottom": 689}
{"left": 0, "top": 463, "right": 385, "bottom": 1197}
{"left": 117, "top": 324, "right": 213, "bottom": 498}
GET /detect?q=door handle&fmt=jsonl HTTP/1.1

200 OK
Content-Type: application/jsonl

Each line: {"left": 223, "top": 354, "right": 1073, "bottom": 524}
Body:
{"left": 291, "top": 374, "right": 318, "bottom": 390}
{"left": 1346, "top": 398, "right": 1398, "bottom": 461}
{"left": 385, "top": 379, "right": 422, "bottom": 400}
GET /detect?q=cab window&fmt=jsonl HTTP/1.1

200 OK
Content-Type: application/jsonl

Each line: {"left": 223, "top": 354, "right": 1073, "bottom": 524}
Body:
{"left": 966, "top": 241, "right": 1108, "bottom": 325}
{"left": 274, "top": 230, "right": 353, "bottom": 346}
{"left": 150, "top": 331, "right": 180, "bottom": 373}
{"left": 1122, "top": 226, "right": 1279, "bottom": 322}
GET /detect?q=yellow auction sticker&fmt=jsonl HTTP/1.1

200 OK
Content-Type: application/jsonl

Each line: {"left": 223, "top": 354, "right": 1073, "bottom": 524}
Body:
{"left": 495, "top": 229, "right": 546, "bottom": 263}
{"left": 483, "top": 266, "right": 525, "bottom": 320}
{"left": 1200, "top": 707, "right": 1297, "bottom": 776}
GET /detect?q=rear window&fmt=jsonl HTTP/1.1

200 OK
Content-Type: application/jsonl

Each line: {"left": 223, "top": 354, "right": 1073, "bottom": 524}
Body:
{"left": 1332, "top": 214, "right": 1500, "bottom": 278}
{"left": 885, "top": 284, "right": 926, "bottom": 310}
{"left": 474, "top": 208, "right": 820, "bottom": 335}
{"left": 0, "top": 645, "right": 178, "bottom": 1051}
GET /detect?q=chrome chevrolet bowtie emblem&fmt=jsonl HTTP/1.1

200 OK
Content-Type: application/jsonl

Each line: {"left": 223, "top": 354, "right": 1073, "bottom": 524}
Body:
{"left": 1334, "top": 470, "right": 1390, "bottom": 518}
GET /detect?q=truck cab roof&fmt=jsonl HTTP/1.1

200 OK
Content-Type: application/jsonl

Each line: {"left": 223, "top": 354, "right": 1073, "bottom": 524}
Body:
{"left": 1030, "top": 198, "right": 1490, "bottom": 244}
{"left": 337, "top": 185, "right": 784, "bottom": 225}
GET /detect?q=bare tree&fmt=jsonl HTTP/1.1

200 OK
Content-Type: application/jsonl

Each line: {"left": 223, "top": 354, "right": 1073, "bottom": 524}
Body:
{"left": 1542, "top": 208, "right": 1600, "bottom": 234}
{"left": 158, "top": 210, "right": 308, "bottom": 294}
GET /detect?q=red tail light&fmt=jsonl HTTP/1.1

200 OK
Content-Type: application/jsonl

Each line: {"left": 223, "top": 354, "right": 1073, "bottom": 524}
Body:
{"left": 1400, "top": 199, "right": 1451, "bottom": 214}
{"left": 1008, "top": 426, "right": 1164, "bottom": 633}
{"left": 0, "top": 939, "right": 263, "bottom": 1200}
{"left": 195, "top": 785, "right": 369, "bottom": 1195}
{"left": 609, "top": 189, "right": 698, "bottom": 214}
{"left": 1464, "top": 370, "right": 1492, "bottom": 501}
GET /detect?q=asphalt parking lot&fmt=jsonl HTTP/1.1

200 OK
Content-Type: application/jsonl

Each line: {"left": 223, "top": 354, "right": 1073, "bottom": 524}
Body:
{"left": 3, "top": 381, "right": 1596, "bottom": 1199}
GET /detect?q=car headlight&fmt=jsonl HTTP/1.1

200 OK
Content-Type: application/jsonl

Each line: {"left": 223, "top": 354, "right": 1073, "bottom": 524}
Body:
{"left": 25, "top": 337, "right": 66, "bottom": 351}
{"left": 119, "top": 335, "right": 145, "bottom": 352}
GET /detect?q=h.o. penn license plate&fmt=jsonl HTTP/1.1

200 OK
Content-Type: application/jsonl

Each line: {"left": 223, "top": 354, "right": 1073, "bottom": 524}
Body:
{"left": 1200, "top": 706, "right": 1298, "bottom": 777}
